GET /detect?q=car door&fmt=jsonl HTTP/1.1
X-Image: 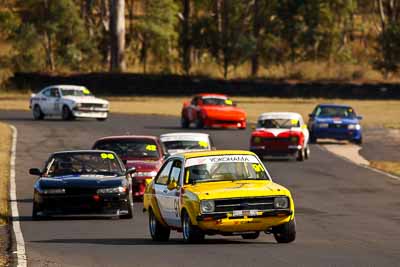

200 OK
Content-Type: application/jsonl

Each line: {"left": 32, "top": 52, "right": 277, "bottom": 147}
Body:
{"left": 154, "top": 160, "right": 173, "bottom": 224}
{"left": 43, "top": 88, "right": 61, "bottom": 115}
{"left": 164, "top": 159, "right": 183, "bottom": 227}
{"left": 40, "top": 88, "right": 52, "bottom": 114}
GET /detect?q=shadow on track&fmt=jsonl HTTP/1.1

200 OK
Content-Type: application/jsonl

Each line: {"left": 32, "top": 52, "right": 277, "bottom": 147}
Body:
{"left": 31, "top": 238, "right": 276, "bottom": 246}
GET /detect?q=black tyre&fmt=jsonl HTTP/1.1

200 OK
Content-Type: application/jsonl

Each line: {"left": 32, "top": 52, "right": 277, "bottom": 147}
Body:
{"left": 304, "top": 145, "right": 310, "bottom": 160}
{"left": 33, "top": 105, "right": 45, "bottom": 120}
{"left": 32, "top": 202, "right": 44, "bottom": 220}
{"left": 181, "top": 116, "right": 189, "bottom": 128}
{"left": 120, "top": 199, "right": 133, "bottom": 219}
{"left": 241, "top": 232, "right": 260, "bottom": 240}
{"left": 97, "top": 118, "right": 107, "bottom": 121}
{"left": 149, "top": 209, "right": 170, "bottom": 241}
{"left": 195, "top": 116, "right": 204, "bottom": 129}
{"left": 62, "top": 105, "right": 74, "bottom": 121}
{"left": 353, "top": 137, "right": 362, "bottom": 145}
{"left": 273, "top": 219, "right": 296, "bottom": 243}
{"left": 182, "top": 211, "right": 205, "bottom": 243}
{"left": 296, "top": 149, "right": 305, "bottom": 161}
{"left": 309, "top": 133, "right": 317, "bottom": 144}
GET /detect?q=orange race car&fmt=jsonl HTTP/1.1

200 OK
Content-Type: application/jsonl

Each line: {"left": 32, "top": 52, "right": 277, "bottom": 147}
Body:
{"left": 181, "top": 93, "right": 247, "bottom": 129}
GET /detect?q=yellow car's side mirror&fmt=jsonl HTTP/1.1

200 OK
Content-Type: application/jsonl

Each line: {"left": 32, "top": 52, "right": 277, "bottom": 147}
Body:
{"left": 167, "top": 181, "right": 178, "bottom": 191}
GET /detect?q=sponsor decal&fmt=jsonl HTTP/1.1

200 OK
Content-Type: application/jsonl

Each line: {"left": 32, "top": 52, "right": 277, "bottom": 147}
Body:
{"left": 224, "top": 99, "right": 233, "bottom": 105}
{"left": 185, "top": 155, "right": 259, "bottom": 167}
{"left": 198, "top": 140, "right": 209, "bottom": 148}
{"left": 83, "top": 89, "right": 91, "bottom": 95}
{"left": 161, "top": 135, "right": 208, "bottom": 142}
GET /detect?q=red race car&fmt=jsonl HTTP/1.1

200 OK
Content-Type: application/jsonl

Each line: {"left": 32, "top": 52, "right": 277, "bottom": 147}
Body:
{"left": 181, "top": 93, "right": 247, "bottom": 129}
{"left": 92, "top": 136, "right": 166, "bottom": 198}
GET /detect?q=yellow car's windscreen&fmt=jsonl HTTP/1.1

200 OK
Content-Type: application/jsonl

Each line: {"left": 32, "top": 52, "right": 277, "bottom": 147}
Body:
{"left": 184, "top": 155, "right": 269, "bottom": 184}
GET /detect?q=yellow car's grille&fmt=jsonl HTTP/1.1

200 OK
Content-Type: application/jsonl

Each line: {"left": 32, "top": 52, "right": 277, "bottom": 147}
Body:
{"left": 214, "top": 197, "right": 275, "bottom": 212}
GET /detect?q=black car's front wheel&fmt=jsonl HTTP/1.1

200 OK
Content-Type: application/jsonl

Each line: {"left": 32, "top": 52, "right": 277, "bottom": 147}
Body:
{"left": 32, "top": 202, "right": 45, "bottom": 220}
{"left": 149, "top": 209, "right": 170, "bottom": 241}
{"left": 120, "top": 198, "right": 133, "bottom": 219}
{"left": 182, "top": 211, "right": 205, "bottom": 243}
{"left": 273, "top": 219, "right": 296, "bottom": 243}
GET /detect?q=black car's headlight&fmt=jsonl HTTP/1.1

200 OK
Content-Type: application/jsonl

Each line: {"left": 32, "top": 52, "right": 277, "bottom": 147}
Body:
{"left": 274, "top": 197, "right": 289, "bottom": 209}
{"left": 42, "top": 188, "right": 66, "bottom": 195}
{"left": 97, "top": 186, "right": 127, "bottom": 194}
{"left": 200, "top": 200, "right": 215, "bottom": 213}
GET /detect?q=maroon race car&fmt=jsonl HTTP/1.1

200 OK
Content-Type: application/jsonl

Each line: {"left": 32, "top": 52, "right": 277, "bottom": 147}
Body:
{"left": 92, "top": 136, "right": 166, "bottom": 198}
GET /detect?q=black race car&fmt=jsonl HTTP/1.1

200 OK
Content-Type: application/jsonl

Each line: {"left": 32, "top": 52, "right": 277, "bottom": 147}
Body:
{"left": 30, "top": 150, "right": 136, "bottom": 220}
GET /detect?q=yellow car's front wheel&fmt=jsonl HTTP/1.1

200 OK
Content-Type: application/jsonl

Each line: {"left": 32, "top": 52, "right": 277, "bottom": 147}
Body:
{"left": 273, "top": 219, "right": 296, "bottom": 243}
{"left": 182, "top": 212, "right": 205, "bottom": 243}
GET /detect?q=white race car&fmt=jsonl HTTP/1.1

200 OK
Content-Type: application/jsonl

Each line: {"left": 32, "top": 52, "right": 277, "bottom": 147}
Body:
{"left": 250, "top": 112, "right": 310, "bottom": 161}
{"left": 29, "top": 85, "right": 109, "bottom": 121}
{"left": 160, "top": 132, "right": 215, "bottom": 155}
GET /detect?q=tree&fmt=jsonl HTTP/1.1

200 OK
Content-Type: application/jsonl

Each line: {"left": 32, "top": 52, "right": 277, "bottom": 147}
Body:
{"left": 179, "top": 0, "right": 192, "bottom": 75}
{"left": 7, "top": 0, "right": 97, "bottom": 71}
{"left": 109, "top": 0, "right": 126, "bottom": 72}
{"left": 136, "top": 0, "right": 179, "bottom": 73}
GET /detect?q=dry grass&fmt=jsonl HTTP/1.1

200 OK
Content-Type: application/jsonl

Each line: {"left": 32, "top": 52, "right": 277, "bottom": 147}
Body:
{"left": 0, "top": 123, "right": 11, "bottom": 225}
{"left": 108, "top": 96, "right": 400, "bottom": 128}
{"left": 370, "top": 161, "right": 400, "bottom": 177}
{"left": 0, "top": 93, "right": 399, "bottom": 128}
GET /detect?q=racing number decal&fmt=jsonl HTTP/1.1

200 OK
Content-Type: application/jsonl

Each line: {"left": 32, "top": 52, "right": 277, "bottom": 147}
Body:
{"left": 101, "top": 153, "right": 115, "bottom": 159}
{"left": 252, "top": 163, "right": 264, "bottom": 172}
{"left": 146, "top": 145, "right": 157, "bottom": 151}
{"left": 198, "top": 141, "right": 208, "bottom": 148}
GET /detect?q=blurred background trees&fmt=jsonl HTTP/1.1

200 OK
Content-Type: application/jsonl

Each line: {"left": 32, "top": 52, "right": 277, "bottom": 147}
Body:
{"left": 1, "top": 0, "right": 400, "bottom": 80}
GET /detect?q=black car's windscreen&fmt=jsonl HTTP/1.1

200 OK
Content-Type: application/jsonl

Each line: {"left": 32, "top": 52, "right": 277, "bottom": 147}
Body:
{"left": 163, "top": 140, "right": 210, "bottom": 151}
{"left": 184, "top": 160, "right": 270, "bottom": 184}
{"left": 93, "top": 139, "right": 160, "bottom": 159}
{"left": 45, "top": 152, "right": 124, "bottom": 177}
{"left": 315, "top": 106, "right": 356, "bottom": 118}
{"left": 257, "top": 119, "right": 299, "bottom": 129}
{"left": 202, "top": 97, "right": 233, "bottom": 106}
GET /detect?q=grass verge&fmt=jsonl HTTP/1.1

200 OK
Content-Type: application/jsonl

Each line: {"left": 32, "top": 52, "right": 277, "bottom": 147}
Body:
{"left": 0, "top": 123, "right": 11, "bottom": 266}
{"left": 0, "top": 123, "right": 11, "bottom": 225}
{"left": 1, "top": 94, "right": 400, "bottom": 128}
{"left": 370, "top": 161, "right": 400, "bottom": 177}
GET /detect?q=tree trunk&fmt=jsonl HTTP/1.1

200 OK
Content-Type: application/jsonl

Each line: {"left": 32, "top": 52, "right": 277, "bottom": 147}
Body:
{"left": 181, "top": 0, "right": 191, "bottom": 75}
{"left": 251, "top": 0, "right": 260, "bottom": 77}
{"left": 222, "top": 0, "right": 229, "bottom": 80}
{"left": 109, "top": 0, "right": 126, "bottom": 72}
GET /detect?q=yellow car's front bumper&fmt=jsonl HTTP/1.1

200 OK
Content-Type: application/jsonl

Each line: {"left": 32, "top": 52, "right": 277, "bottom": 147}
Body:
{"left": 197, "top": 210, "right": 293, "bottom": 233}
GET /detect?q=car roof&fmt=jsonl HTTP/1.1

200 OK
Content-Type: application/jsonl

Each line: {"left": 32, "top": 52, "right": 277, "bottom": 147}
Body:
{"left": 176, "top": 150, "right": 256, "bottom": 160}
{"left": 160, "top": 132, "right": 209, "bottom": 138}
{"left": 52, "top": 150, "right": 116, "bottom": 155}
{"left": 43, "top": 85, "right": 87, "bottom": 90}
{"left": 197, "top": 93, "right": 228, "bottom": 98}
{"left": 317, "top": 104, "right": 352, "bottom": 108}
{"left": 95, "top": 135, "right": 159, "bottom": 142}
{"left": 258, "top": 112, "right": 303, "bottom": 120}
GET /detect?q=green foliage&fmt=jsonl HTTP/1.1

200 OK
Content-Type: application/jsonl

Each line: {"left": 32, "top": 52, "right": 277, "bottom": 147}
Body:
{"left": 7, "top": 0, "right": 99, "bottom": 71}
{"left": 136, "top": 0, "right": 179, "bottom": 72}
{"left": 376, "top": 23, "right": 400, "bottom": 74}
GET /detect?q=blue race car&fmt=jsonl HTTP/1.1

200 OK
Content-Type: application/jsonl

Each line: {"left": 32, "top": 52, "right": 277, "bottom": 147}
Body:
{"left": 308, "top": 104, "right": 362, "bottom": 144}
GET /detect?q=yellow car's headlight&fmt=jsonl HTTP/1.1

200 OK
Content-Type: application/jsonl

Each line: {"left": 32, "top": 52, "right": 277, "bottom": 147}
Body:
{"left": 274, "top": 197, "right": 289, "bottom": 209}
{"left": 200, "top": 200, "right": 215, "bottom": 213}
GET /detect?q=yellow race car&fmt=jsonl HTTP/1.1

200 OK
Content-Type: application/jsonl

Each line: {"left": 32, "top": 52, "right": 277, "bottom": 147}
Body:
{"left": 143, "top": 150, "right": 296, "bottom": 243}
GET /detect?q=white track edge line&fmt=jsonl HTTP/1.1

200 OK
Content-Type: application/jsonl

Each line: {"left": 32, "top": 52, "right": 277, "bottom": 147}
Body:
{"left": 317, "top": 144, "right": 400, "bottom": 182}
{"left": 9, "top": 125, "right": 27, "bottom": 267}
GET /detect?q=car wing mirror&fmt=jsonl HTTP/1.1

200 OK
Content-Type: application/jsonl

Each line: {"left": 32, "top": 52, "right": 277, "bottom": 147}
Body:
{"left": 163, "top": 152, "right": 170, "bottom": 160}
{"left": 357, "top": 116, "right": 363, "bottom": 120}
{"left": 29, "top": 168, "right": 42, "bottom": 176}
{"left": 308, "top": 113, "right": 314, "bottom": 118}
{"left": 126, "top": 167, "right": 136, "bottom": 176}
{"left": 250, "top": 124, "right": 256, "bottom": 130}
{"left": 167, "top": 181, "right": 178, "bottom": 191}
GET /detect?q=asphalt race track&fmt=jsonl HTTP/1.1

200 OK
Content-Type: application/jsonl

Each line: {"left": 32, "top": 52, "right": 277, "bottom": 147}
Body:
{"left": 1, "top": 111, "right": 400, "bottom": 267}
